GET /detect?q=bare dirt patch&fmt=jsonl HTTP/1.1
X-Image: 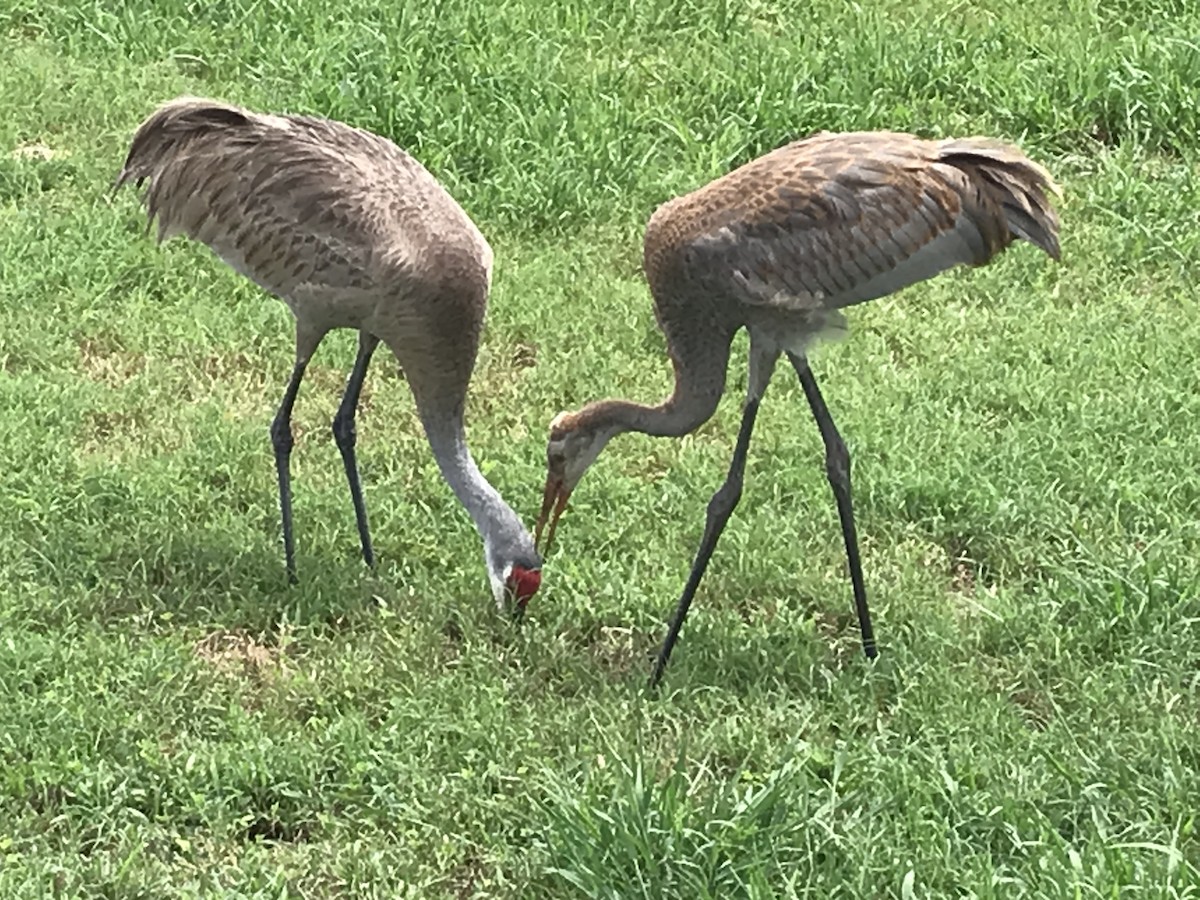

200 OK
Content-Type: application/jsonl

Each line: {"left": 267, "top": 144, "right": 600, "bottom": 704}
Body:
{"left": 78, "top": 408, "right": 150, "bottom": 452}
{"left": 949, "top": 558, "right": 976, "bottom": 595}
{"left": 10, "top": 143, "right": 65, "bottom": 161}
{"left": 511, "top": 340, "right": 538, "bottom": 370}
{"left": 194, "top": 629, "right": 290, "bottom": 685}
{"left": 76, "top": 333, "right": 145, "bottom": 387}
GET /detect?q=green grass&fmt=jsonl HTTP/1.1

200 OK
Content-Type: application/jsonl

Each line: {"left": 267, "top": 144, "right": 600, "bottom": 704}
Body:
{"left": 2, "top": 0, "right": 1199, "bottom": 895}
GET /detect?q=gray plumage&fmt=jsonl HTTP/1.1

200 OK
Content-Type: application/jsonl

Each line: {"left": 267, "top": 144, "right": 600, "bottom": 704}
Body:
{"left": 536, "top": 129, "right": 1062, "bottom": 684}
{"left": 115, "top": 96, "right": 542, "bottom": 607}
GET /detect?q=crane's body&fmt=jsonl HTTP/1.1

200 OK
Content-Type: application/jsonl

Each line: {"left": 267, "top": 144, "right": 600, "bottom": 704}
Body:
{"left": 536, "top": 129, "right": 1061, "bottom": 686}
{"left": 115, "top": 96, "right": 542, "bottom": 607}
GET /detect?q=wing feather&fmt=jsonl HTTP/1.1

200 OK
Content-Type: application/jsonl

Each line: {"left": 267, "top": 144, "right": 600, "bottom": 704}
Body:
{"left": 114, "top": 97, "right": 478, "bottom": 298}
{"left": 670, "top": 130, "right": 1057, "bottom": 314}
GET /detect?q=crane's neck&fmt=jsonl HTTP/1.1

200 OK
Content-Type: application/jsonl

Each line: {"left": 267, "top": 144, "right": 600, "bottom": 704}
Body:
{"left": 421, "top": 409, "right": 528, "bottom": 564}
{"left": 566, "top": 345, "right": 730, "bottom": 441}
{"left": 575, "top": 393, "right": 718, "bottom": 439}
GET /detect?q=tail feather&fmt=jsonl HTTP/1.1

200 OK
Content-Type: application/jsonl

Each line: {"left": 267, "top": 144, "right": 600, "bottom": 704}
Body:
{"left": 937, "top": 137, "right": 1063, "bottom": 262}
{"left": 113, "top": 97, "right": 251, "bottom": 191}
{"left": 112, "top": 97, "right": 261, "bottom": 242}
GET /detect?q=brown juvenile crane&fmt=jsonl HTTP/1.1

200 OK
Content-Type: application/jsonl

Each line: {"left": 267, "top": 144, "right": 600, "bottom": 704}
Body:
{"left": 114, "top": 96, "right": 542, "bottom": 609}
{"left": 535, "top": 129, "right": 1060, "bottom": 686}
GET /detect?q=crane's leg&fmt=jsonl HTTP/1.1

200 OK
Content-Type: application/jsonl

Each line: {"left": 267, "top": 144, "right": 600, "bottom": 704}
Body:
{"left": 271, "top": 360, "right": 309, "bottom": 584}
{"left": 786, "top": 353, "right": 877, "bottom": 660}
{"left": 649, "top": 396, "right": 762, "bottom": 690}
{"left": 331, "top": 331, "right": 380, "bottom": 569}
{"left": 270, "top": 328, "right": 325, "bottom": 584}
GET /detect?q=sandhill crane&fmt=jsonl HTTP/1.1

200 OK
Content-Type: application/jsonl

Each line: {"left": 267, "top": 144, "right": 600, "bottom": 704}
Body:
{"left": 535, "top": 130, "right": 1061, "bottom": 686}
{"left": 114, "top": 96, "right": 542, "bottom": 610}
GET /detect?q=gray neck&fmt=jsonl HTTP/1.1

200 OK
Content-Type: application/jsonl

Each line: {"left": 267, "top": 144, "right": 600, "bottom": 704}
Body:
{"left": 574, "top": 384, "right": 724, "bottom": 442}
{"left": 422, "top": 411, "right": 527, "bottom": 557}
{"left": 572, "top": 326, "right": 732, "bottom": 440}
{"left": 585, "top": 399, "right": 708, "bottom": 438}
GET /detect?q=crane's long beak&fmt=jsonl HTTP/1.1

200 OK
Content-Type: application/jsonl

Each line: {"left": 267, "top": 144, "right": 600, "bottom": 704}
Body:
{"left": 535, "top": 472, "right": 571, "bottom": 555}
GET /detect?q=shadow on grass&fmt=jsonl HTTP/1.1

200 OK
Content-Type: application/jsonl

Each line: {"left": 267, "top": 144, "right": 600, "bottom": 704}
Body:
{"left": 519, "top": 594, "right": 889, "bottom": 706}
{"left": 19, "top": 526, "right": 402, "bottom": 634}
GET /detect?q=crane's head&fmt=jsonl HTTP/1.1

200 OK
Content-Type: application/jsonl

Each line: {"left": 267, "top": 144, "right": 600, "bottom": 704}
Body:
{"left": 536, "top": 409, "right": 617, "bottom": 555}
{"left": 486, "top": 534, "right": 543, "bottom": 615}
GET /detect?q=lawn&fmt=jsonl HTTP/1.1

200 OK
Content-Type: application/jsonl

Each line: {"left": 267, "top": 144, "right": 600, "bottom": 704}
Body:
{"left": 1, "top": 0, "right": 1198, "bottom": 896}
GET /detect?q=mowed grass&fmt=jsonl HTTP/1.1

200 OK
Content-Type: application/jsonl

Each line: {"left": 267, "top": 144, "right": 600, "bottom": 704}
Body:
{"left": 2, "top": 0, "right": 1199, "bottom": 895}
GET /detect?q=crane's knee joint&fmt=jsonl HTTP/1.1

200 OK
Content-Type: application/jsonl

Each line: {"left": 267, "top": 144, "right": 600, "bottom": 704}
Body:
{"left": 270, "top": 418, "right": 294, "bottom": 455}
{"left": 824, "top": 433, "right": 850, "bottom": 491}
{"left": 331, "top": 412, "right": 356, "bottom": 451}
{"left": 707, "top": 480, "right": 742, "bottom": 523}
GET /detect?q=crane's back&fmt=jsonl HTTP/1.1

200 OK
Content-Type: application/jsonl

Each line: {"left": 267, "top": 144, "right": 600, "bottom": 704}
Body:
{"left": 115, "top": 97, "right": 493, "bottom": 309}
{"left": 642, "top": 130, "right": 1060, "bottom": 325}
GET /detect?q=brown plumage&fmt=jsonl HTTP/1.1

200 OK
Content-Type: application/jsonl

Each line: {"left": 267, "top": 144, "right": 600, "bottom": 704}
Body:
{"left": 114, "top": 96, "right": 542, "bottom": 608}
{"left": 535, "top": 129, "right": 1061, "bottom": 686}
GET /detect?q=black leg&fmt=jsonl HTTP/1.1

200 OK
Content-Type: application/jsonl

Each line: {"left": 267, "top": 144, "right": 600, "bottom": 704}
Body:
{"left": 332, "top": 332, "right": 380, "bottom": 569}
{"left": 649, "top": 397, "right": 761, "bottom": 690}
{"left": 270, "top": 358, "right": 310, "bottom": 584}
{"left": 787, "top": 353, "right": 877, "bottom": 660}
